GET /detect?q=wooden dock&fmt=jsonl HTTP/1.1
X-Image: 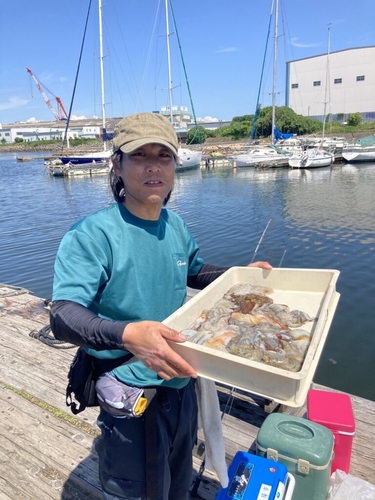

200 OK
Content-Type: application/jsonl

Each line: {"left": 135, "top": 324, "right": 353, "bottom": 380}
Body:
{"left": 0, "top": 285, "right": 374, "bottom": 499}
{"left": 202, "top": 155, "right": 233, "bottom": 169}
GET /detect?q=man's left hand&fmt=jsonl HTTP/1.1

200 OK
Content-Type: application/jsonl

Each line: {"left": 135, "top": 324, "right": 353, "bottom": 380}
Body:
{"left": 247, "top": 261, "right": 272, "bottom": 270}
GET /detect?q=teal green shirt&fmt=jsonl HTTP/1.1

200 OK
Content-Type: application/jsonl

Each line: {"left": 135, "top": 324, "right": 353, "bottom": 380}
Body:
{"left": 53, "top": 203, "right": 204, "bottom": 388}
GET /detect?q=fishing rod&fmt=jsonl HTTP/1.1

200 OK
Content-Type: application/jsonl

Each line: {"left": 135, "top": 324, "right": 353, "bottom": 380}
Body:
{"left": 251, "top": 220, "right": 287, "bottom": 267}
{"left": 278, "top": 249, "right": 287, "bottom": 267}
{"left": 250, "top": 219, "right": 272, "bottom": 263}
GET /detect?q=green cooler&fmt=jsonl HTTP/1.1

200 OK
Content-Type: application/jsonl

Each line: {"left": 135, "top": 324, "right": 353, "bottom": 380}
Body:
{"left": 256, "top": 413, "right": 334, "bottom": 500}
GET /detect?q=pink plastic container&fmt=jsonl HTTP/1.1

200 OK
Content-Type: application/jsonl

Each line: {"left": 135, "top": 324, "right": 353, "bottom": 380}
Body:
{"left": 307, "top": 389, "right": 355, "bottom": 473}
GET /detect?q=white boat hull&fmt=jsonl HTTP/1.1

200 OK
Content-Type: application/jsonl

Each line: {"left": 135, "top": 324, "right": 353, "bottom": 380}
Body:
{"left": 289, "top": 149, "right": 333, "bottom": 169}
{"left": 342, "top": 146, "right": 375, "bottom": 163}
{"left": 177, "top": 148, "right": 202, "bottom": 170}
{"left": 46, "top": 160, "right": 110, "bottom": 177}
{"left": 231, "top": 147, "right": 290, "bottom": 167}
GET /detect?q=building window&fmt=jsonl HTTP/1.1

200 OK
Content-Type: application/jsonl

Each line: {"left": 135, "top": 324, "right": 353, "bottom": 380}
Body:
{"left": 313, "top": 81, "right": 321, "bottom": 87}
{"left": 334, "top": 78, "right": 342, "bottom": 84}
{"left": 291, "top": 83, "right": 298, "bottom": 89}
{"left": 356, "top": 75, "right": 365, "bottom": 81}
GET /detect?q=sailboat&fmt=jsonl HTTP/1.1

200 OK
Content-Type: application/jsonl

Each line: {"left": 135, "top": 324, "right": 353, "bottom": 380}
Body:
{"left": 163, "top": 0, "right": 202, "bottom": 171}
{"left": 231, "top": 0, "right": 294, "bottom": 168}
{"left": 289, "top": 27, "right": 334, "bottom": 169}
{"left": 56, "top": 0, "right": 112, "bottom": 169}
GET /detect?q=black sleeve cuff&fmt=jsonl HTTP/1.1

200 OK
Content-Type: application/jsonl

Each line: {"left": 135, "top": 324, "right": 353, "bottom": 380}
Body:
{"left": 187, "top": 263, "right": 229, "bottom": 290}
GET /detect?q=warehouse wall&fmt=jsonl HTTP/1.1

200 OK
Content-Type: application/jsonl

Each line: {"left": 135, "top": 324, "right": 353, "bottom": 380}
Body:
{"left": 286, "top": 46, "right": 375, "bottom": 122}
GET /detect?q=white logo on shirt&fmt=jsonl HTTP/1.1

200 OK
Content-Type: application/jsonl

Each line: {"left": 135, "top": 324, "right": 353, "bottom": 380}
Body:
{"left": 177, "top": 260, "right": 186, "bottom": 266}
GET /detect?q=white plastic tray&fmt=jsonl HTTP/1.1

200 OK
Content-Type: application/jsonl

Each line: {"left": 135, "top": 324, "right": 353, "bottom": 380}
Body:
{"left": 164, "top": 267, "right": 340, "bottom": 407}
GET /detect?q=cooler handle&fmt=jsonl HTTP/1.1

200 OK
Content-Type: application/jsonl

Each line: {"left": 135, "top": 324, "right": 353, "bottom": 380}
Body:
{"left": 266, "top": 447, "right": 278, "bottom": 461}
{"left": 297, "top": 458, "right": 310, "bottom": 474}
{"left": 283, "top": 473, "right": 295, "bottom": 500}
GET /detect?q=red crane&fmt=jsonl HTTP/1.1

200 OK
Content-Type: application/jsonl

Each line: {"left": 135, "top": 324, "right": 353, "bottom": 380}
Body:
{"left": 26, "top": 67, "right": 68, "bottom": 121}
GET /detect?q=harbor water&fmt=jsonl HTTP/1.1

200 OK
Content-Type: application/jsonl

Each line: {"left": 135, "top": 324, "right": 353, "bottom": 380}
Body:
{"left": 1, "top": 152, "right": 374, "bottom": 401}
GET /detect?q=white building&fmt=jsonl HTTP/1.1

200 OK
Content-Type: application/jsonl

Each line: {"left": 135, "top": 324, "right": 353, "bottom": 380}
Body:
{"left": 0, "top": 125, "right": 62, "bottom": 143}
{"left": 0, "top": 122, "right": 100, "bottom": 144}
{"left": 285, "top": 46, "right": 375, "bottom": 122}
{"left": 159, "top": 105, "right": 194, "bottom": 131}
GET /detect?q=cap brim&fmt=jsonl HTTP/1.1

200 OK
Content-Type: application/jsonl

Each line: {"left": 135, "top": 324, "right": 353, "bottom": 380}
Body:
{"left": 119, "top": 138, "right": 177, "bottom": 156}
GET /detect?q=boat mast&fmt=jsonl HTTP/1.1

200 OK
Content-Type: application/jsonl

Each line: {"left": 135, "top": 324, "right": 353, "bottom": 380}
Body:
{"left": 165, "top": 0, "right": 174, "bottom": 125}
{"left": 322, "top": 25, "right": 331, "bottom": 140}
{"left": 98, "top": 0, "right": 106, "bottom": 151}
{"left": 271, "top": 0, "right": 279, "bottom": 145}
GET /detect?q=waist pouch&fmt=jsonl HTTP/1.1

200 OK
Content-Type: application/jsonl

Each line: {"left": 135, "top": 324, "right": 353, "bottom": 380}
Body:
{"left": 66, "top": 347, "right": 133, "bottom": 415}
{"left": 96, "top": 373, "right": 158, "bottom": 418}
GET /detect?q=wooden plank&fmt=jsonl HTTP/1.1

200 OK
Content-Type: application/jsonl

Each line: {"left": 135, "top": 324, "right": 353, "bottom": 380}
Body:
{"left": 0, "top": 387, "right": 102, "bottom": 499}
{"left": 1, "top": 286, "right": 375, "bottom": 500}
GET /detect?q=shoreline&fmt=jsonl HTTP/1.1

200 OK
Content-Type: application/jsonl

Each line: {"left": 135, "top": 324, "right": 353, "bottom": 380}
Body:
{"left": 0, "top": 130, "right": 368, "bottom": 157}
{"left": 0, "top": 140, "right": 248, "bottom": 158}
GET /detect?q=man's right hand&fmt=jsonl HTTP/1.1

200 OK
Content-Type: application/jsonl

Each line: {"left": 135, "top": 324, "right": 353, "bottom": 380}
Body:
{"left": 122, "top": 321, "right": 197, "bottom": 381}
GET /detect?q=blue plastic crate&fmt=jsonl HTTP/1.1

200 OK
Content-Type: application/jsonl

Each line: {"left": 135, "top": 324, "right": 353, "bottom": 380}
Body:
{"left": 216, "top": 451, "right": 294, "bottom": 500}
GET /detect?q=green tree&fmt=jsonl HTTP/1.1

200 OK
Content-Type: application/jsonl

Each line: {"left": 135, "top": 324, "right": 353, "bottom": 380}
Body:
{"left": 347, "top": 112, "right": 362, "bottom": 127}
{"left": 186, "top": 125, "right": 207, "bottom": 145}
{"left": 207, "top": 106, "right": 343, "bottom": 142}
{"left": 14, "top": 137, "right": 24, "bottom": 143}
{"left": 232, "top": 115, "right": 253, "bottom": 123}
{"left": 214, "top": 125, "right": 234, "bottom": 138}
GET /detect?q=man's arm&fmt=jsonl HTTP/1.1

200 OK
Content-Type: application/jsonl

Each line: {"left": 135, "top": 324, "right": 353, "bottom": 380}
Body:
{"left": 50, "top": 300, "right": 127, "bottom": 351}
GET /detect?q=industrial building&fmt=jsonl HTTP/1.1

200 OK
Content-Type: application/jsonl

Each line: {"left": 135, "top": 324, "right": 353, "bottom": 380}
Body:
{"left": 285, "top": 46, "right": 375, "bottom": 123}
{"left": 0, "top": 124, "right": 100, "bottom": 144}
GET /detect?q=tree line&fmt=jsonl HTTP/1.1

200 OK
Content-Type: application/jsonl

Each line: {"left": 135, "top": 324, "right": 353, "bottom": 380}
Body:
{"left": 186, "top": 106, "right": 367, "bottom": 144}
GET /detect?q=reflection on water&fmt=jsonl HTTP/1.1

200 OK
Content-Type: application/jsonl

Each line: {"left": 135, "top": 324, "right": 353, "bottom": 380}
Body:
{"left": 1, "top": 154, "right": 375, "bottom": 401}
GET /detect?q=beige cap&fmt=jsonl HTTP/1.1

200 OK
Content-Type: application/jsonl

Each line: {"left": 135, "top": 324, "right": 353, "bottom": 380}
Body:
{"left": 112, "top": 112, "right": 178, "bottom": 155}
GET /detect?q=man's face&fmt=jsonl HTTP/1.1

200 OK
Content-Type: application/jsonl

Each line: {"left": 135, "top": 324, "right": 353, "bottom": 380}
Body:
{"left": 116, "top": 143, "right": 175, "bottom": 218}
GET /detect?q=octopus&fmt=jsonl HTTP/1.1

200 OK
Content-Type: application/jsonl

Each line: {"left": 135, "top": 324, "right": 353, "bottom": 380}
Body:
{"left": 224, "top": 283, "right": 274, "bottom": 298}
{"left": 184, "top": 281, "right": 317, "bottom": 373}
{"left": 230, "top": 292, "right": 273, "bottom": 314}
{"left": 260, "top": 303, "right": 316, "bottom": 328}
{"left": 204, "top": 330, "right": 239, "bottom": 351}
{"left": 231, "top": 311, "right": 289, "bottom": 330}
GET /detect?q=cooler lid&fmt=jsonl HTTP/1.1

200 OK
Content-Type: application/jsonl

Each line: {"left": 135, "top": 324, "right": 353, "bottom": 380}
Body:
{"left": 256, "top": 413, "right": 334, "bottom": 468}
{"left": 307, "top": 389, "right": 356, "bottom": 433}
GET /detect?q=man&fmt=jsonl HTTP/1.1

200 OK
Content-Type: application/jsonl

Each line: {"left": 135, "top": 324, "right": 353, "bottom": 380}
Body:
{"left": 51, "top": 112, "right": 271, "bottom": 499}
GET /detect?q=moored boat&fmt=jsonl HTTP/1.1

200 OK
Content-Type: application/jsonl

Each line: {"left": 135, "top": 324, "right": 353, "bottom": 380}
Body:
{"left": 46, "top": 160, "right": 110, "bottom": 177}
{"left": 231, "top": 145, "right": 290, "bottom": 168}
{"left": 57, "top": 0, "right": 111, "bottom": 167}
{"left": 342, "top": 134, "right": 375, "bottom": 163}
{"left": 59, "top": 150, "right": 112, "bottom": 165}
{"left": 289, "top": 148, "right": 333, "bottom": 169}
{"left": 177, "top": 148, "right": 202, "bottom": 170}
{"left": 16, "top": 156, "right": 32, "bottom": 162}
{"left": 161, "top": 1, "right": 203, "bottom": 172}
{"left": 232, "top": 0, "right": 300, "bottom": 170}
{"left": 289, "top": 27, "right": 333, "bottom": 171}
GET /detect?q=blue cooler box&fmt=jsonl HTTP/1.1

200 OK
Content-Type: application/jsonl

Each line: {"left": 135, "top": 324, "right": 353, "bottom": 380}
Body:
{"left": 216, "top": 451, "right": 291, "bottom": 500}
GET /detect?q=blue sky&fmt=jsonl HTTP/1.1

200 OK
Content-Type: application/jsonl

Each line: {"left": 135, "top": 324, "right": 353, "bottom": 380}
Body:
{"left": 0, "top": 0, "right": 374, "bottom": 125}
